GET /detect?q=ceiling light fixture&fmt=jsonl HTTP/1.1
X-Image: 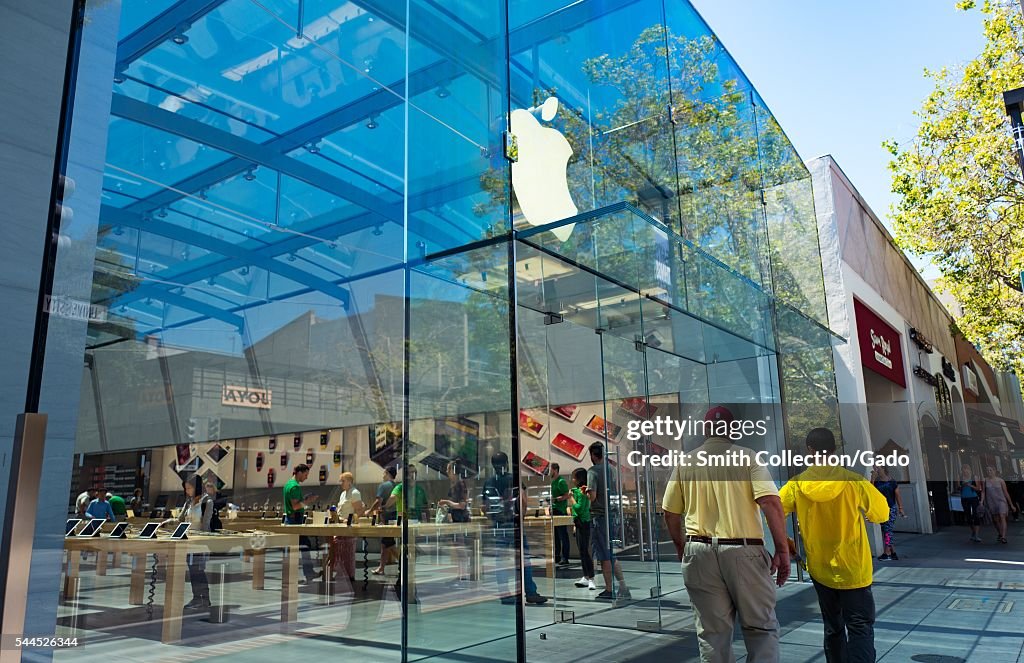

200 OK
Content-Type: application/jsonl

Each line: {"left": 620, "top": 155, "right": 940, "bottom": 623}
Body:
{"left": 113, "top": 68, "right": 127, "bottom": 84}
{"left": 366, "top": 113, "right": 379, "bottom": 130}
{"left": 157, "top": 207, "right": 168, "bottom": 218}
{"left": 306, "top": 140, "right": 321, "bottom": 154}
{"left": 436, "top": 84, "right": 451, "bottom": 99}
{"left": 243, "top": 166, "right": 257, "bottom": 181}
{"left": 171, "top": 24, "right": 191, "bottom": 45}
{"left": 372, "top": 224, "right": 383, "bottom": 236}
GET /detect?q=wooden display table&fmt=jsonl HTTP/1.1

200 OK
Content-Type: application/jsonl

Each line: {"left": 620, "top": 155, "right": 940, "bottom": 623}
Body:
{"left": 523, "top": 515, "right": 572, "bottom": 576}
{"left": 63, "top": 531, "right": 297, "bottom": 644}
{"left": 256, "top": 522, "right": 484, "bottom": 589}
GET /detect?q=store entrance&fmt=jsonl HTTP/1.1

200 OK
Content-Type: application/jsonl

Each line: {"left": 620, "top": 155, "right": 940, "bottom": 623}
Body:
{"left": 512, "top": 204, "right": 789, "bottom": 643}
{"left": 513, "top": 232, "right": 715, "bottom": 636}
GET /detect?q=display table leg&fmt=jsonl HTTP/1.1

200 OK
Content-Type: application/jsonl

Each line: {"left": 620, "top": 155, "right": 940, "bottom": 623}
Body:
{"left": 281, "top": 545, "right": 298, "bottom": 622}
{"left": 129, "top": 553, "right": 146, "bottom": 605}
{"left": 161, "top": 546, "right": 186, "bottom": 643}
{"left": 545, "top": 526, "right": 554, "bottom": 578}
{"left": 251, "top": 549, "right": 266, "bottom": 590}
{"left": 63, "top": 550, "right": 81, "bottom": 601}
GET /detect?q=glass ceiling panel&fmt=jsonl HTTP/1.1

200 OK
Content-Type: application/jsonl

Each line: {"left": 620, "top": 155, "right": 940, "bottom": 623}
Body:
{"left": 117, "top": 0, "right": 180, "bottom": 39}
{"left": 114, "top": 78, "right": 278, "bottom": 144}
{"left": 100, "top": 182, "right": 148, "bottom": 209}
{"left": 509, "top": 0, "right": 594, "bottom": 32}
{"left": 105, "top": 118, "right": 233, "bottom": 198}
{"left": 294, "top": 103, "right": 405, "bottom": 201}
{"left": 123, "top": 0, "right": 410, "bottom": 135}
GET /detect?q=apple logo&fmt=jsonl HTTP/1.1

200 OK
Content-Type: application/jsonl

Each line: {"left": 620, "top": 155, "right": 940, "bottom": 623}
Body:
{"left": 510, "top": 96, "right": 577, "bottom": 241}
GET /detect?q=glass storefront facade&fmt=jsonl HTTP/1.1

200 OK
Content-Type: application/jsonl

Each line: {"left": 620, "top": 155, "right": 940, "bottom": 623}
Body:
{"left": 6, "top": 1, "right": 840, "bottom": 661}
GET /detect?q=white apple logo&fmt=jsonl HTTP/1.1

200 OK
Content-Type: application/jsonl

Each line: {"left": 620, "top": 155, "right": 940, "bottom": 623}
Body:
{"left": 511, "top": 96, "right": 577, "bottom": 241}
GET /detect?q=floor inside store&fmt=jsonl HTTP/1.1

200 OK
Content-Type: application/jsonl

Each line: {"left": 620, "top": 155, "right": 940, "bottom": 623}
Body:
{"left": 49, "top": 522, "right": 1024, "bottom": 662}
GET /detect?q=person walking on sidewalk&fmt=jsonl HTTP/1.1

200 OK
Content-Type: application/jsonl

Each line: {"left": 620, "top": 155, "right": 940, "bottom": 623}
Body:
{"left": 959, "top": 465, "right": 983, "bottom": 543}
{"left": 872, "top": 466, "right": 903, "bottom": 560}
{"left": 550, "top": 463, "right": 571, "bottom": 567}
{"left": 781, "top": 428, "right": 891, "bottom": 663}
{"left": 568, "top": 467, "right": 596, "bottom": 590}
{"left": 983, "top": 466, "right": 1017, "bottom": 543}
{"left": 662, "top": 406, "right": 790, "bottom": 663}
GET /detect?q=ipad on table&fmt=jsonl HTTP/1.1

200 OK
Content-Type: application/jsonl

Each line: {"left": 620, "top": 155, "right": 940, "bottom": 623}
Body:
{"left": 78, "top": 519, "right": 105, "bottom": 538}
{"left": 65, "top": 518, "right": 81, "bottom": 537}
{"left": 137, "top": 522, "right": 160, "bottom": 539}
{"left": 169, "top": 522, "right": 191, "bottom": 540}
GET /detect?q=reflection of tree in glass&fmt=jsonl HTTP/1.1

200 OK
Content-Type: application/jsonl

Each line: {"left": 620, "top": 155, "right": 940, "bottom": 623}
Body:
{"left": 477, "top": 26, "right": 824, "bottom": 334}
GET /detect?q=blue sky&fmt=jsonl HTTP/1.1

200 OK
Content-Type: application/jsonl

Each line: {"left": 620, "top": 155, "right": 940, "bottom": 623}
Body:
{"left": 689, "top": 1, "right": 986, "bottom": 275}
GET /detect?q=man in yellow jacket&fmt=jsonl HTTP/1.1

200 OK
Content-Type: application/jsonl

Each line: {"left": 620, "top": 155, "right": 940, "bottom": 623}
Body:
{"left": 780, "top": 428, "right": 890, "bottom": 663}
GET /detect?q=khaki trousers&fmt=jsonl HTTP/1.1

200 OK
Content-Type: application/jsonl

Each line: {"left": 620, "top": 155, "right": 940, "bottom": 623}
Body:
{"left": 681, "top": 541, "right": 780, "bottom": 663}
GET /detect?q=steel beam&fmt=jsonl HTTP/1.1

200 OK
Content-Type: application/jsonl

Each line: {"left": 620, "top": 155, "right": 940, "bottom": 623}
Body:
{"left": 102, "top": 206, "right": 352, "bottom": 307}
{"left": 116, "top": 0, "right": 230, "bottom": 71}
{"left": 110, "top": 93, "right": 402, "bottom": 222}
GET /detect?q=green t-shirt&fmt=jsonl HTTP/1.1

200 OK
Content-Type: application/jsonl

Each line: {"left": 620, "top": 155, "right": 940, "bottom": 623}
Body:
{"left": 283, "top": 478, "right": 303, "bottom": 516}
{"left": 108, "top": 495, "right": 127, "bottom": 516}
{"left": 551, "top": 476, "right": 570, "bottom": 515}
{"left": 391, "top": 482, "right": 428, "bottom": 515}
{"left": 570, "top": 486, "right": 591, "bottom": 523}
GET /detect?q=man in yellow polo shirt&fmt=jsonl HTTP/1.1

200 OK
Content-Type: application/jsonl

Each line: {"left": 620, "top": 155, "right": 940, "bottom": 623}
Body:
{"left": 780, "top": 428, "right": 889, "bottom": 663}
{"left": 662, "top": 406, "right": 790, "bottom": 663}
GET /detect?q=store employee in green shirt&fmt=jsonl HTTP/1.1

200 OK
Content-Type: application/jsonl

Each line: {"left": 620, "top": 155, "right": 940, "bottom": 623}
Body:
{"left": 384, "top": 465, "right": 429, "bottom": 519}
{"left": 282, "top": 464, "right": 317, "bottom": 582}
{"left": 106, "top": 492, "right": 128, "bottom": 521}
{"left": 550, "top": 463, "right": 571, "bottom": 566}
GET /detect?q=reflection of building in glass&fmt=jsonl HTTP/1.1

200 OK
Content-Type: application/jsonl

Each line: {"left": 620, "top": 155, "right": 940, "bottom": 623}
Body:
{"left": 3, "top": 1, "right": 848, "bottom": 660}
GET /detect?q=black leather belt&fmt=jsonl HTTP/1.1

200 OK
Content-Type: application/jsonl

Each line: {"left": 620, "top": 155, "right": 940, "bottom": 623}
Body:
{"left": 686, "top": 535, "right": 763, "bottom": 546}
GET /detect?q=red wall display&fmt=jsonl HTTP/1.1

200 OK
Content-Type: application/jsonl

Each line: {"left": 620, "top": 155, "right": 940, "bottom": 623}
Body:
{"left": 854, "top": 298, "right": 906, "bottom": 388}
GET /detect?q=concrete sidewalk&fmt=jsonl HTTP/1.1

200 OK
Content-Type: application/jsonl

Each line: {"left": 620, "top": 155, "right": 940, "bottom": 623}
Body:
{"left": 509, "top": 519, "right": 1024, "bottom": 662}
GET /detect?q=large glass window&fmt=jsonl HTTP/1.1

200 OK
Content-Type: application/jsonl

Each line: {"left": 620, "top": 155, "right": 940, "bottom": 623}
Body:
{"left": 11, "top": 1, "right": 836, "bottom": 661}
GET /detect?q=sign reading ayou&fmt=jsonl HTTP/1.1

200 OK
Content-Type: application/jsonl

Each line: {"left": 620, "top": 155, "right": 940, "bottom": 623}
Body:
{"left": 221, "top": 385, "right": 272, "bottom": 409}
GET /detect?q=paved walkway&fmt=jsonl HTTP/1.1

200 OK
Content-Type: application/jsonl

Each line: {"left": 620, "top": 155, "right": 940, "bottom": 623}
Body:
{"left": 509, "top": 519, "right": 1024, "bottom": 663}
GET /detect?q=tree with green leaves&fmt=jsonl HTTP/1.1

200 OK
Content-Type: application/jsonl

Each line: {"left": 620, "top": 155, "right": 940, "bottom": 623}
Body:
{"left": 886, "top": 0, "right": 1024, "bottom": 375}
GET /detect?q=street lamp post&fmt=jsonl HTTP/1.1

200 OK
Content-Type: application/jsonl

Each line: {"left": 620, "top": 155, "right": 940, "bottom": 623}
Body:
{"left": 1006, "top": 89, "right": 1024, "bottom": 294}
{"left": 1003, "top": 87, "right": 1024, "bottom": 181}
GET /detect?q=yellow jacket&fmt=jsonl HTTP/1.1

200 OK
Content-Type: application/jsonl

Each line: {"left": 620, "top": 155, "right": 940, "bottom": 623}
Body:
{"left": 780, "top": 465, "right": 890, "bottom": 590}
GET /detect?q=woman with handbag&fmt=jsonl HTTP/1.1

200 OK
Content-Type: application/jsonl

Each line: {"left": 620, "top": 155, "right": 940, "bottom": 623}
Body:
{"left": 983, "top": 466, "right": 1017, "bottom": 544}
{"left": 959, "top": 465, "right": 983, "bottom": 543}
